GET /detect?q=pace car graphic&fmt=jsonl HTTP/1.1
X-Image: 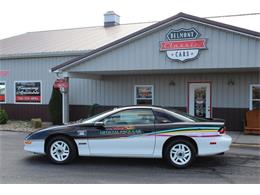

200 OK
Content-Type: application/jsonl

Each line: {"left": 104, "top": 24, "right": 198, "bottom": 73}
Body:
{"left": 24, "top": 106, "right": 232, "bottom": 168}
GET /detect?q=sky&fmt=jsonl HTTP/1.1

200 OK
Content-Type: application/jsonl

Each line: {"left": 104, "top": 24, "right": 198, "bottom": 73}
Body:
{"left": 0, "top": 0, "right": 259, "bottom": 40}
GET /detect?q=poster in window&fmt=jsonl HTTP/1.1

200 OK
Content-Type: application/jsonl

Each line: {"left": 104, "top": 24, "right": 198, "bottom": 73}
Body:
{"left": 136, "top": 86, "right": 152, "bottom": 99}
{"left": 194, "top": 87, "right": 206, "bottom": 117}
{"left": 15, "top": 81, "right": 41, "bottom": 103}
{"left": 0, "top": 82, "right": 6, "bottom": 103}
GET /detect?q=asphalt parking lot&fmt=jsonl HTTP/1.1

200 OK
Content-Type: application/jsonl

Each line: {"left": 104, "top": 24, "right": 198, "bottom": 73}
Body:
{"left": 0, "top": 131, "right": 260, "bottom": 184}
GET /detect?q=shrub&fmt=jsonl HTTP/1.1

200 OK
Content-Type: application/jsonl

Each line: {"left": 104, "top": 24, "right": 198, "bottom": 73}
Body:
{"left": 31, "top": 118, "right": 42, "bottom": 128}
{"left": 48, "top": 87, "right": 62, "bottom": 125}
{"left": 0, "top": 109, "right": 8, "bottom": 124}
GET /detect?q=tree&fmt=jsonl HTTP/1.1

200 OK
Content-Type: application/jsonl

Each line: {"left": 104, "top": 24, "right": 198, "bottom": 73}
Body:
{"left": 48, "top": 87, "right": 62, "bottom": 125}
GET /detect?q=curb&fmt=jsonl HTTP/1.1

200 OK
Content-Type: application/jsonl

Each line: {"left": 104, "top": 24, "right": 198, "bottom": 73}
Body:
{"left": 0, "top": 129, "right": 34, "bottom": 133}
{"left": 231, "top": 143, "right": 260, "bottom": 148}
{"left": 224, "top": 152, "right": 260, "bottom": 159}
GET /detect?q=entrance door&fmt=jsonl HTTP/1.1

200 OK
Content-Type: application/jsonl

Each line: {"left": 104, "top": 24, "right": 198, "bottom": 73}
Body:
{"left": 188, "top": 82, "right": 211, "bottom": 118}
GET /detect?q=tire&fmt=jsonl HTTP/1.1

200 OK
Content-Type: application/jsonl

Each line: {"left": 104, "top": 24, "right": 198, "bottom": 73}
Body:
{"left": 164, "top": 139, "right": 196, "bottom": 169}
{"left": 46, "top": 136, "right": 77, "bottom": 164}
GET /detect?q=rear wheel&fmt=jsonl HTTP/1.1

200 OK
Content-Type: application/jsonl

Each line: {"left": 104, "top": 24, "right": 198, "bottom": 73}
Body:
{"left": 164, "top": 139, "right": 196, "bottom": 168}
{"left": 46, "top": 136, "right": 77, "bottom": 164}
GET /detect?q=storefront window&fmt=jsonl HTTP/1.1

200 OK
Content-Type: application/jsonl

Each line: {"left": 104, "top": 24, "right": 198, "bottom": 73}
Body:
{"left": 15, "top": 81, "right": 42, "bottom": 104}
{"left": 250, "top": 84, "right": 260, "bottom": 110}
{"left": 0, "top": 82, "right": 6, "bottom": 103}
{"left": 134, "top": 85, "right": 153, "bottom": 105}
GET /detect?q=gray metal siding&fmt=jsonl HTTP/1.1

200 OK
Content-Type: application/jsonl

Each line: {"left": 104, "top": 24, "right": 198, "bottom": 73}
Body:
{"left": 1, "top": 19, "right": 259, "bottom": 112}
{"left": 67, "top": 20, "right": 260, "bottom": 72}
{"left": 69, "top": 72, "right": 260, "bottom": 108}
{"left": 0, "top": 56, "right": 77, "bottom": 104}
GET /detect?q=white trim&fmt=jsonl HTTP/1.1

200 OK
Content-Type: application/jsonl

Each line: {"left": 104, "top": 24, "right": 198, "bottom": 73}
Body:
{"left": 14, "top": 80, "right": 43, "bottom": 104}
{"left": 0, "top": 81, "right": 6, "bottom": 104}
{"left": 249, "top": 84, "right": 260, "bottom": 110}
{"left": 134, "top": 85, "right": 154, "bottom": 105}
{"left": 62, "top": 72, "right": 102, "bottom": 80}
{"left": 183, "top": 18, "right": 260, "bottom": 39}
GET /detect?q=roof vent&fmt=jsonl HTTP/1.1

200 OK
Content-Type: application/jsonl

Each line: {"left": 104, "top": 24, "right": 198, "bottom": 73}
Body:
{"left": 104, "top": 11, "right": 120, "bottom": 27}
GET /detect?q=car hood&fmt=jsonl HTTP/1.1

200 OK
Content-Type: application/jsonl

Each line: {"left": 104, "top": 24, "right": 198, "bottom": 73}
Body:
{"left": 25, "top": 123, "right": 81, "bottom": 140}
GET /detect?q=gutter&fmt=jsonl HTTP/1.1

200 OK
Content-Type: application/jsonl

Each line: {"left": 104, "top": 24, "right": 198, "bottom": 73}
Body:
{"left": 0, "top": 50, "right": 90, "bottom": 60}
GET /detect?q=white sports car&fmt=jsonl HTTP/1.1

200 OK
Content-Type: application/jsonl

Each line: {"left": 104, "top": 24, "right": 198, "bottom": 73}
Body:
{"left": 24, "top": 106, "right": 232, "bottom": 168}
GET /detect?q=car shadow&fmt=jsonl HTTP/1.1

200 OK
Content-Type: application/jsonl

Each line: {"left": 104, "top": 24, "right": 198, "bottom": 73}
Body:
{"left": 23, "top": 154, "right": 228, "bottom": 171}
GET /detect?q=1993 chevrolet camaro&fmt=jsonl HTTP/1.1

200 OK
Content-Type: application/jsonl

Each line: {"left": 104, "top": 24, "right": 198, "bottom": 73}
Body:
{"left": 24, "top": 106, "right": 232, "bottom": 168}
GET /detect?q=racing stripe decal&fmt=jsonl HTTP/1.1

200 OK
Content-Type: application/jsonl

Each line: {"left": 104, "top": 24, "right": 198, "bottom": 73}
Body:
{"left": 89, "top": 126, "right": 221, "bottom": 139}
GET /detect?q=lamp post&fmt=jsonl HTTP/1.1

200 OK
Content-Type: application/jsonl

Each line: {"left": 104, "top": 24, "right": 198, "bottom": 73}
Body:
{"left": 60, "top": 77, "right": 69, "bottom": 124}
{"left": 54, "top": 76, "right": 69, "bottom": 124}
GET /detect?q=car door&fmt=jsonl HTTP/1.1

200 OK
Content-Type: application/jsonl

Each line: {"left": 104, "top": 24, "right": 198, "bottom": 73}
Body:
{"left": 88, "top": 108, "right": 156, "bottom": 157}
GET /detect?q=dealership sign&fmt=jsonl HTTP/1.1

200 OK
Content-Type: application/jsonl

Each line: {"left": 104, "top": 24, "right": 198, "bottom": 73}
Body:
{"left": 160, "top": 27, "right": 207, "bottom": 62}
{"left": 54, "top": 79, "right": 69, "bottom": 89}
{"left": 15, "top": 81, "right": 41, "bottom": 103}
{"left": 0, "top": 70, "right": 9, "bottom": 77}
{"left": 0, "top": 82, "right": 6, "bottom": 103}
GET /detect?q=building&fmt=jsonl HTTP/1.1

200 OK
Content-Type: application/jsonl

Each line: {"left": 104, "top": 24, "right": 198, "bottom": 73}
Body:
{"left": 0, "top": 12, "right": 259, "bottom": 131}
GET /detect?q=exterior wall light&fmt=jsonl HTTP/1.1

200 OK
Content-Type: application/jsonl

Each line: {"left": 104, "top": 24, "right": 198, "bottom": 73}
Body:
{"left": 227, "top": 79, "right": 235, "bottom": 86}
{"left": 169, "top": 81, "right": 176, "bottom": 86}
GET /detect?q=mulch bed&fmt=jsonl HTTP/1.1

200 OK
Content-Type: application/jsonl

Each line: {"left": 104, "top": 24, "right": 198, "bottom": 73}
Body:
{"left": 0, "top": 120, "right": 52, "bottom": 133}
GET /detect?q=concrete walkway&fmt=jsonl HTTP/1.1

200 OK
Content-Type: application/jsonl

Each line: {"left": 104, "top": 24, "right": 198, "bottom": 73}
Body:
{"left": 227, "top": 131, "right": 260, "bottom": 146}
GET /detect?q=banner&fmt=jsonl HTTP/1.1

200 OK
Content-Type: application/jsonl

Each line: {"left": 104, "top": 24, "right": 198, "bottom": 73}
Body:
{"left": 0, "top": 82, "right": 6, "bottom": 103}
{"left": 15, "top": 81, "right": 41, "bottom": 103}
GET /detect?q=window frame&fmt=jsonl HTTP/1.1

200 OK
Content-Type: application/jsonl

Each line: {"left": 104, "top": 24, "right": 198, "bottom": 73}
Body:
{"left": 101, "top": 108, "right": 155, "bottom": 126}
{"left": 153, "top": 110, "right": 184, "bottom": 124}
{"left": 134, "top": 85, "right": 154, "bottom": 105}
{"left": 0, "top": 81, "right": 6, "bottom": 104}
{"left": 249, "top": 84, "right": 260, "bottom": 110}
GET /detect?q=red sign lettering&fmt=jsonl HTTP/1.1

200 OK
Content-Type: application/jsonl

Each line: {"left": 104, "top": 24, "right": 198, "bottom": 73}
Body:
{"left": 15, "top": 96, "right": 41, "bottom": 102}
{"left": 160, "top": 39, "right": 206, "bottom": 51}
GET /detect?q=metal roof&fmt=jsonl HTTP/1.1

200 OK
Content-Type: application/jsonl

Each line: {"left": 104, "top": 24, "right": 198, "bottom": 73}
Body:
{"left": 0, "top": 22, "right": 155, "bottom": 58}
{"left": 1, "top": 12, "right": 259, "bottom": 61}
{"left": 51, "top": 12, "right": 260, "bottom": 72}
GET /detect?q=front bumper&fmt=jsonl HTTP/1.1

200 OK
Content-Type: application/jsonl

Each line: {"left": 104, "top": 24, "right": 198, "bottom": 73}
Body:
{"left": 194, "top": 134, "right": 232, "bottom": 156}
{"left": 24, "top": 139, "right": 45, "bottom": 154}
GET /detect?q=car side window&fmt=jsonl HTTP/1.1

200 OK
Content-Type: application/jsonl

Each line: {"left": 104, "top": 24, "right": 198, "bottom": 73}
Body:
{"left": 154, "top": 111, "right": 182, "bottom": 123}
{"left": 103, "top": 109, "right": 155, "bottom": 126}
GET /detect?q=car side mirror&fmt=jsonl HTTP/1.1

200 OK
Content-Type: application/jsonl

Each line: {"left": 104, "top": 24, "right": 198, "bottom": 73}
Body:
{"left": 94, "top": 121, "right": 104, "bottom": 128}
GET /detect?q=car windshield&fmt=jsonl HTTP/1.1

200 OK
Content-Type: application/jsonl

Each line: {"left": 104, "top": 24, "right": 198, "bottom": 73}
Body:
{"left": 166, "top": 108, "right": 209, "bottom": 122}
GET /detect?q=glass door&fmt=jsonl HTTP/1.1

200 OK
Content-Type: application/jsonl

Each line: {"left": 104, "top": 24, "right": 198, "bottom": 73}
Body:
{"left": 188, "top": 82, "right": 211, "bottom": 118}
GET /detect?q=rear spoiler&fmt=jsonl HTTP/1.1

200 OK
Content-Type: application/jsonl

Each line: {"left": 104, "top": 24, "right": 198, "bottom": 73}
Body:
{"left": 206, "top": 118, "right": 226, "bottom": 134}
{"left": 206, "top": 118, "right": 225, "bottom": 123}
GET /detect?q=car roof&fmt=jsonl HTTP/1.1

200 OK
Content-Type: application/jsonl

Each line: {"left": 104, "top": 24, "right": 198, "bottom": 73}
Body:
{"left": 114, "top": 105, "right": 165, "bottom": 111}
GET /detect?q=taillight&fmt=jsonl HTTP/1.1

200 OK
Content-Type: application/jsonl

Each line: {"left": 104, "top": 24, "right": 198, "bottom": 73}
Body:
{"left": 219, "top": 127, "right": 226, "bottom": 134}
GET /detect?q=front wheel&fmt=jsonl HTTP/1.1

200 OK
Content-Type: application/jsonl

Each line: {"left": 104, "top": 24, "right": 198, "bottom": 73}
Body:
{"left": 46, "top": 136, "right": 77, "bottom": 164}
{"left": 164, "top": 139, "right": 196, "bottom": 168}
